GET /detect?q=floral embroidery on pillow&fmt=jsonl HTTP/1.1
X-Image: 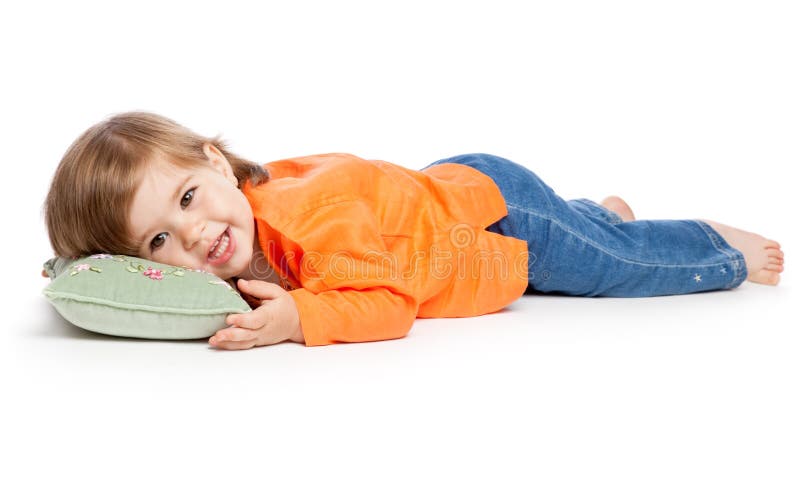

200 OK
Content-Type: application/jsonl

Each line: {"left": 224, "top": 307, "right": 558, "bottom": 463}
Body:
{"left": 69, "top": 263, "right": 102, "bottom": 276}
{"left": 143, "top": 267, "right": 164, "bottom": 280}
{"left": 64, "top": 254, "right": 240, "bottom": 295}
{"left": 124, "top": 261, "right": 184, "bottom": 279}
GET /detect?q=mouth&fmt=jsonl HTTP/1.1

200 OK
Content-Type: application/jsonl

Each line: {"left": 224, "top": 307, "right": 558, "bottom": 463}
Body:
{"left": 207, "top": 226, "right": 236, "bottom": 266}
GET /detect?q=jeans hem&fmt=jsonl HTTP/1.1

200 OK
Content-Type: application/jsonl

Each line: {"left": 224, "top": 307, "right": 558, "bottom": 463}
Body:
{"left": 692, "top": 220, "right": 748, "bottom": 289}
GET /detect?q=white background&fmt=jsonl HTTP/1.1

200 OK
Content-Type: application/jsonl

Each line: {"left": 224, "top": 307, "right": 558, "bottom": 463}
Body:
{"left": 2, "top": 1, "right": 798, "bottom": 501}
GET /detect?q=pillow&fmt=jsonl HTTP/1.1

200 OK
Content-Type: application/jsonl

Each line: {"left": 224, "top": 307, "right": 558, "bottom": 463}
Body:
{"left": 42, "top": 254, "right": 252, "bottom": 340}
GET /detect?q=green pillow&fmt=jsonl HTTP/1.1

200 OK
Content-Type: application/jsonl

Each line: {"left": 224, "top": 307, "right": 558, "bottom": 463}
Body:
{"left": 42, "top": 254, "right": 252, "bottom": 340}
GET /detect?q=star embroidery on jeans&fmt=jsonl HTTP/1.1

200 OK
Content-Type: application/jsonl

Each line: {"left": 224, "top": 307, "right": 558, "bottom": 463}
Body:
{"left": 719, "top": 267, "right": 727, "bottom": 274}
{"left": 694, "top": 274, "right": 702, "bottom": 282}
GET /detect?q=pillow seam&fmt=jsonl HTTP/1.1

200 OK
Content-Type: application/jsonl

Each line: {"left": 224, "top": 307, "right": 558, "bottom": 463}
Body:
{"left": 42, "top": 288, "right": 250, "bottom": 315}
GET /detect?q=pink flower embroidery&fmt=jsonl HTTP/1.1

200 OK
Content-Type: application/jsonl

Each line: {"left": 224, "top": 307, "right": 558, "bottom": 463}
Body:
{"left": 75, "top": 264, "right": 91, "bottom": 271}
{"left": 143, "top": 266, "right": 164, "bottom": 280}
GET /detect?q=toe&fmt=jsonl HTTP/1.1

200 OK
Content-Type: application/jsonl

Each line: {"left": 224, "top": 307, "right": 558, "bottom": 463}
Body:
{"left": 759, "top": 270, "right": 781, "bottom": 285}
{"left": 748, "top": 269, "right": 781, "bottom": 285}
{"left": 767, "top": 248, "right": 784, "bottom": 259}
{"left": 765, "top": 263, "right": 784, "bottom": 272}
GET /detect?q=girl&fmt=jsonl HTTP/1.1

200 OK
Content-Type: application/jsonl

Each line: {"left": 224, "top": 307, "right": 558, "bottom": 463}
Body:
{"left": 43, "top": 111, "right": 785, "bottom": 350}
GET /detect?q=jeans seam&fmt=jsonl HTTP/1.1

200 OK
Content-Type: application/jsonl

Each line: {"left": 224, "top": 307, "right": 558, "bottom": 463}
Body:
{"left": 506, "top": 202, "right": 739, "bottom": 269}
{"left": 573, "top": 198, "right": 624, "bottom": 225}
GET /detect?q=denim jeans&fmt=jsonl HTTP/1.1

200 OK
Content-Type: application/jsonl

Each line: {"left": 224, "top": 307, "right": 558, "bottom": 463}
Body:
{"left": 422, "top": 153, "right": 747, "bottom": 297}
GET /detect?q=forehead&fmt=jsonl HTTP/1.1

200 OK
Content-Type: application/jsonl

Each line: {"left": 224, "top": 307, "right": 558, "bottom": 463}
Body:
{"left": 132, "top": 158, "right": 194, "bottom": 205}
{"left": 139, "top": 157, "right": 193, "bottom": 186}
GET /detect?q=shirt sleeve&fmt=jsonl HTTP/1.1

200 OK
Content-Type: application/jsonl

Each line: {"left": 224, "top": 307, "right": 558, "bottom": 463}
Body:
{"left": 279, "top": 198, "right": 419, "bottom": 346}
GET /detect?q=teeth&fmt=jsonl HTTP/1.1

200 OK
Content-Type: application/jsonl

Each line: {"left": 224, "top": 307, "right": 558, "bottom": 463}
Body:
{"left": 209, "top": 230, "right": 229, "bottom": 259}
{"left": 212, "top": 234, "right": 229, "bottom": 258}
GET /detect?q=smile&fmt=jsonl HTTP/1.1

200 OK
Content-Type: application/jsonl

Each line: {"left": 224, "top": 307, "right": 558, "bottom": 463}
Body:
{"left": 207, "top": 226, "right": 236, "bottom": 265}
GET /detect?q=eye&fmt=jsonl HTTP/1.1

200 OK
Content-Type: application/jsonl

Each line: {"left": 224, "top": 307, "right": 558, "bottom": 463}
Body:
{"left": 149, "top": 187, "right": 198, "bottom": 252}
{"left": 150, "top": 233, "right": 167, "bottom": 251}
{"left": 181, "top": 187, "right": 196, "bottom": 209}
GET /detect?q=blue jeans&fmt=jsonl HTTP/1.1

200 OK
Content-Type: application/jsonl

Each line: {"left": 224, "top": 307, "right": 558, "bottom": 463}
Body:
{"left": 422, "top": 153, "right": 747, "bottom": 297}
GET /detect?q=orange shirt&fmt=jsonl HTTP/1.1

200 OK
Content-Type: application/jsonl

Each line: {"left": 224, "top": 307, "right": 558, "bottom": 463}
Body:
{"left": 242, "top": 153, "right": 529, "bottom": 346}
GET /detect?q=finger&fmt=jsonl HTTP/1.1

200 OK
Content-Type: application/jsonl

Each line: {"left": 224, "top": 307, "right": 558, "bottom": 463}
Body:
{"left": 211, "top": 338, "right": 257, "bottom": 351}
{"left": 226, "top": 311, "right": 268, "bottom": 330}
{"left": 236, "top": 279, "right": 285, "bottom": 300}
{"left": 213, "top": 326, "right": 256, "bottom": 343}
{"left": 209, "top": 328, "right": 257, "bottom": 349}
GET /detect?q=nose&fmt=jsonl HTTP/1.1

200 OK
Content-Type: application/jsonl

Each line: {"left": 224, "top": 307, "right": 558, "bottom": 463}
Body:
{"left": 180, "top": 217, "right": 206, "bottom": 251}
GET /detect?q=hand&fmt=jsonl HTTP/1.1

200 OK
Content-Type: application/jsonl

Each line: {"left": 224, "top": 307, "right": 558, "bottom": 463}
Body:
{"left": 209, "top": 279, "right": 304, "bottom": 350}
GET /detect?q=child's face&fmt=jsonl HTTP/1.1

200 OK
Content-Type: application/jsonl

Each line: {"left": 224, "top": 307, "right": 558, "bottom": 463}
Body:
{"left": 127, "top": 145, "right": 255, "bottom": 280}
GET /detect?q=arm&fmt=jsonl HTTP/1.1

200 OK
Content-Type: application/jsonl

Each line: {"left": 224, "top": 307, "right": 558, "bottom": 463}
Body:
{"left": 290, "top": 285, "right": 418, "bottom": 346}
{"left": 281, "top": 199, "right": 420, "bottom": 346}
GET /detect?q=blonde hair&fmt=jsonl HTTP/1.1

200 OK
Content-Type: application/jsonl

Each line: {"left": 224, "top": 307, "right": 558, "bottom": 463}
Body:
{"left": 43, "top": 111, "right": 269, "bottom": 258}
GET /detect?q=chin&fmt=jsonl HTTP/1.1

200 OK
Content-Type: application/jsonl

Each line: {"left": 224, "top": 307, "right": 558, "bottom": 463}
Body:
{"left": 228, "top": 259, "right": 250, "bottom": 281}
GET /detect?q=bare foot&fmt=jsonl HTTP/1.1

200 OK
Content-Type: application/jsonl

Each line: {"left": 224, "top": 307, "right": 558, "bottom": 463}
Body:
{"left": 601, "top": 195, "right": 636, "bottom": 222}
{"left": 700, "top": 219, "right": 785, "bottom": 285}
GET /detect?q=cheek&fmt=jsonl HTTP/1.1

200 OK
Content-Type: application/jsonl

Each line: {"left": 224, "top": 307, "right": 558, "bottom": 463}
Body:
{"left": 157, "top": 245, "right": 195, "bottom": 268}
{"left": 233, "top": 192, "right": 254, "bottom": 218}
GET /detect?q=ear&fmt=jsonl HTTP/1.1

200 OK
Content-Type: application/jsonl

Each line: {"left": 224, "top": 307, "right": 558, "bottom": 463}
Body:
{"left": 203, "top": 142, "right": 239, "bottom": 187}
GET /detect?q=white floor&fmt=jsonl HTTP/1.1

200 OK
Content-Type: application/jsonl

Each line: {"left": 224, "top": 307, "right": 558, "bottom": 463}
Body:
{"left": 4, "top": 265, "right": 797, "bottom": 502}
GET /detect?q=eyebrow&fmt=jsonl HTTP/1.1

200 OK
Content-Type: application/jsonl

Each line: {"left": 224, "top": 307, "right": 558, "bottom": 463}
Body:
{"left": 137, "top": 174, "right": 193, "bottom": 246}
